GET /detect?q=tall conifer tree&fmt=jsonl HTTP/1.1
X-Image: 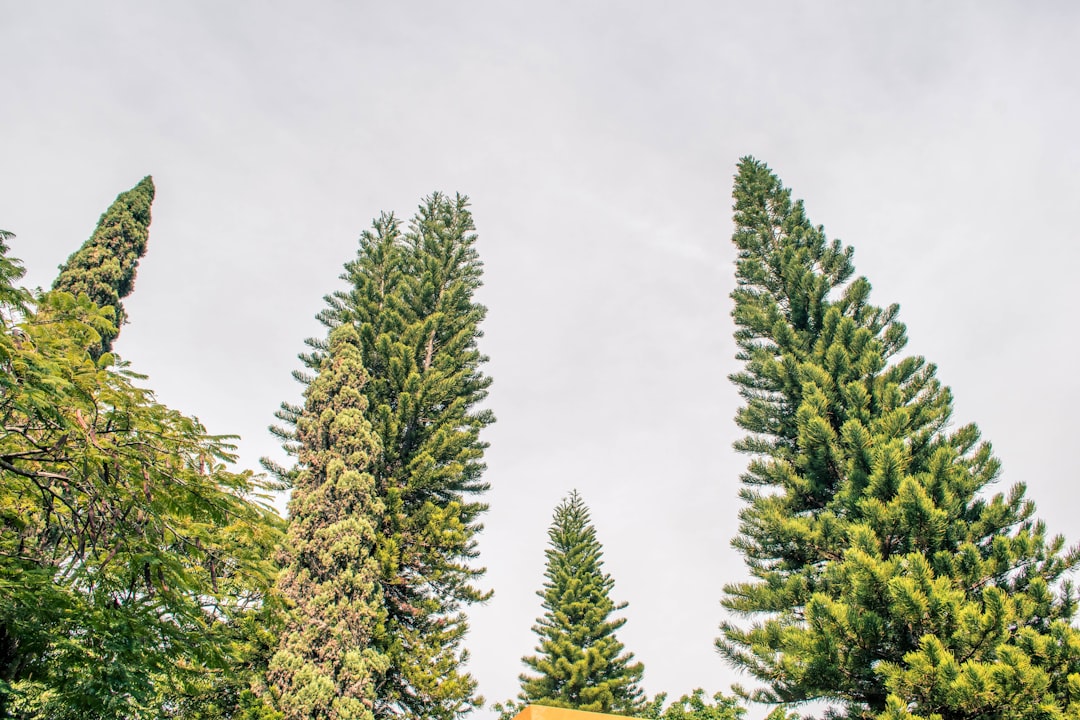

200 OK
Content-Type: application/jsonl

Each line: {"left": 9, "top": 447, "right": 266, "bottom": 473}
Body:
{"left": 52, "top": 176, "right": 154, "bottom": 357}
{"left": 718, "top": 158, "right": 1080, "bottom": 719}
{"left": 271, "top": 193, "right": 493, "bottom": 720}
{"left": 517, "top": 491, "right": 645, "bottom": 715}
{"left": 268, "top": 324, "right": 388, "bottom": 720}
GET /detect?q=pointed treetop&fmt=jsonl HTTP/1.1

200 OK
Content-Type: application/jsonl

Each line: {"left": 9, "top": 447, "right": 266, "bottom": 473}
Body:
{"left": 52, "top": 175, "right": 155, "bottom": 355}
{"left": 518, "top": 489, "right": 645, "bottom": 716}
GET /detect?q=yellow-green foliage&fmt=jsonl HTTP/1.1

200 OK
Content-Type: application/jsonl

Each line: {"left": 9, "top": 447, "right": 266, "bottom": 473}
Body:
{"left": 268, "top": 325, "right": 388, "bottom": 720}
{"left": 0, "top": 233, "right": 282, "bottom": 719}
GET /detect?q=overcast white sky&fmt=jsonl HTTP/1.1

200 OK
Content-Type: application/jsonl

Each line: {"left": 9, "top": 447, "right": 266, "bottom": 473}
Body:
{"left": 3, "top": 2, "right": 1079, "bottom": 716}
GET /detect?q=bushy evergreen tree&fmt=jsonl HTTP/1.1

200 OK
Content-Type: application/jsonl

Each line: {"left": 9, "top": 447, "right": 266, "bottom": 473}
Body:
{"left": 52, "top": 176, "right": 154, "bottom": 357}
{"left": 269, "top": 193, "right": 493, "bottom": 720}
{"left": 517, "top": 491, "right": 645, "bottom": 715}
{"left": 267, "top": 324, "right": 388, "bottom": 720}
{"left": 718, "top": 158, "right": 1080, "bottom": 719}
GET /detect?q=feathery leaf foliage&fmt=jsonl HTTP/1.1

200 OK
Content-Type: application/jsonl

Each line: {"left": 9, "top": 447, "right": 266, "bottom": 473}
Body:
{"left": 0, "top": 231, "right": 282, "bottom": 719}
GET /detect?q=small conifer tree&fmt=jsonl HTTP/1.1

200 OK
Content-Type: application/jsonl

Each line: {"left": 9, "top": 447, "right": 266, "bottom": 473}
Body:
{"left": 518, "top": 490, "right": 645, "bottom": 715}
{"left": 52, "top": 175, "right": 154, "bottom": 357}
{"left": 718, "top": 157, "right": 1080, "bottom": 719}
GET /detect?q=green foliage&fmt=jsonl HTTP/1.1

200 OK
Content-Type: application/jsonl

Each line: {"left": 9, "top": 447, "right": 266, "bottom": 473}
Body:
{"left": 517, "top": 491, "right": 645, "bottom": 715}
{"left": 0, "top": 232, "right": 283, "bottom": 718}
{"left": 267, "top": 324, "right": 388, "bottom": 720}
{"left": 718, "top": 158, "right": 1080, "bottom": 719}
{"left": 0, "top": 230, "right": 27, "bottom": 315}
{"left": 489, "top": 698, "right": 526, "bottom": 720}
{"left": 52, "top": 176, "right": 154, "bottom": 357}
{"left": 270, "top": 193, "right": 493, "bottom": 720}
{"left": 640, "top": 690, "right": 747, "bottom": 720}
{"left": 160, "top": 597, "right": 286, "bottom": 720}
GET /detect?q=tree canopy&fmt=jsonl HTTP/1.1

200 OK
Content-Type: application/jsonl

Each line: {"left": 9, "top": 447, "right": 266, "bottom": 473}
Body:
{"left": 0, "top": 212, "right": 282, "bottom": 718}
{"left": 5, "top": 160, "right": 1077, "bottom": 720}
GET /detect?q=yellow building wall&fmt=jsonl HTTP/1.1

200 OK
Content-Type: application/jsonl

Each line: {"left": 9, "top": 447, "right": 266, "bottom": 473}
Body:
{"left": 512, "top": 705, "right": 625, "bottom": 720}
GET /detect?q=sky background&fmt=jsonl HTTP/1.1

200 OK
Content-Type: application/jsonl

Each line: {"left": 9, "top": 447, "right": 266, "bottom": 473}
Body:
{"left": 3, "top": 2, "right": 1079, "bottom": 717}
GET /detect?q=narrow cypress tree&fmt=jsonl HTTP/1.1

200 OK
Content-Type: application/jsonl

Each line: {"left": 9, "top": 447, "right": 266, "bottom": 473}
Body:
{"left": 270, "top": 193, "right": 493, "bottom": 720}
{"left": 52, "top": 175, "right": 155, "bottom": 357}
{"left": 268, "top": 324, "right": 388, "bottom": 720}
{"left": 518, "top": 490, "right": 645, "bottom": 715}
{"left": 718, "top": 158, "right": 1080, "bottom": 719}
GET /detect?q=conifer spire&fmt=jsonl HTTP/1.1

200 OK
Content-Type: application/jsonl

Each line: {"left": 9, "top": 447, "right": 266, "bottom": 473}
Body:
{"left": 52, "top": 175, "right": 154, "bottom": 356}
{"left": 719, "top": 157, "right": 1080, "bottom": 719}
{"left": 519, "top": 490, "right": 645, "bottom": 715}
